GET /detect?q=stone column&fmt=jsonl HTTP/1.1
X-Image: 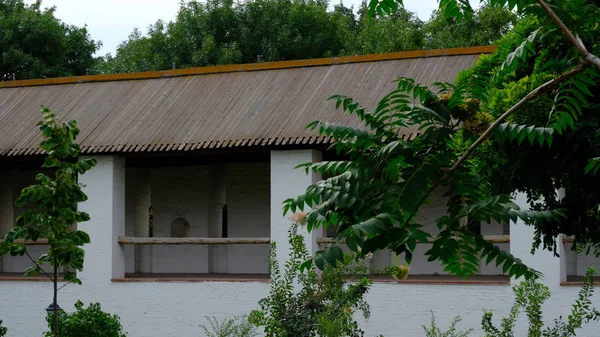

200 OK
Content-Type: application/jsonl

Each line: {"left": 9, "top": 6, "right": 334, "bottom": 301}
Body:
{"left": 208, "top": 165, "right": 227, "bottom": 274}
{"left": 510, "top": 191, "right": 565, "bottom": 286}
{"left": 134, "top": 168, "right": 152, "bottom": 274}
{"left": 78, "top": 156, "right": 126, "bottom": 283}
{"left": 270, "top": 150, "right": 322, "bottom": 268}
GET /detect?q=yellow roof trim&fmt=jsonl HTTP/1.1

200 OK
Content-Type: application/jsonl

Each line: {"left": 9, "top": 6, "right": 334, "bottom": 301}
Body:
{"left": 0, "top": 46, "right": 496, "bottom": 89}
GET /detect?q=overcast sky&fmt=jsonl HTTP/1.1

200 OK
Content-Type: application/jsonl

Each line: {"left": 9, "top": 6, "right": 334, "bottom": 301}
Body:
{"left": 26, "top": 0, "right": 447, "bottom": 56}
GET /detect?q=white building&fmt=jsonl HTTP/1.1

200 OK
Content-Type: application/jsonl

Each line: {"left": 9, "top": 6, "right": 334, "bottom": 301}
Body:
{"left": 0, "top": 46, "right": 599, "bottom": 336}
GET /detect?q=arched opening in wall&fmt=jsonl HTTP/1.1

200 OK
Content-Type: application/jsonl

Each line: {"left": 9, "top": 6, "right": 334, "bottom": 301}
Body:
{"left": 170, "top": 217, "right": 190, "bottom": 238}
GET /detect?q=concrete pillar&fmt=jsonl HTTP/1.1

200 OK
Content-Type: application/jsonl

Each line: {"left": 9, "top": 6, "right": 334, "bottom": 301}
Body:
{"left": 0, "top": 172, "right": 13, "bottom": 238}
{"left": 510, "top": 191, "right": 564, "bottom": 286}
{"left": 0, "top": 171, "right": 14, "bottom": 272}
{"left": 270, "top": 150, "right": 322, "bottom": 268}
{"left": 78, "top": 156, "right": 126, "bottom": 283}
{"left": 134, "top": 168, "right": 152, "bottom": 274}
{"left": 208, "top": 165, "right": 227, "bottom": 273}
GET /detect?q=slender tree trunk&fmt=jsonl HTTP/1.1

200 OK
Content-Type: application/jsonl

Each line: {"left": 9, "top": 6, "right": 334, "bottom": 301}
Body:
{"left": 53, "top": 264, "right": 59, "bottom": 337}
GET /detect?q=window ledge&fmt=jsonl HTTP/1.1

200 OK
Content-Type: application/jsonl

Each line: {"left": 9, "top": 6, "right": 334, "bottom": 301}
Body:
{"left": 0, "top": 273, "right": 65, "bottom": 282}
{"left": 560, "top": 282, "right": 598, "bottom": 286}
{"left": 370, "top": 274, "right": 510, "bottom": 285}
{"left": 561, "top": 276, "right": 600, "bottom": 286}
{"left": 112, "top": 273, "right": 270, "bottom": 283}
{"left": 111, "top": 273, "right": 509, "bottom": 285}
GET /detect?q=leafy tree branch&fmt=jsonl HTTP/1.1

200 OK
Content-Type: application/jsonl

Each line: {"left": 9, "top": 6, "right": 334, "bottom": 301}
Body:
{"left": 448, "top": 61, "right": 589, "bottom": 173}
{"left": 535, "top": 0, "right": 600, "bottom": 69}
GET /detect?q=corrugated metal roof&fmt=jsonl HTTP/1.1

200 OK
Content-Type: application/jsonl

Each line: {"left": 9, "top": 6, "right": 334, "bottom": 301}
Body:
{"left": 0, "top": 46, "right": 492, "bottom": 156}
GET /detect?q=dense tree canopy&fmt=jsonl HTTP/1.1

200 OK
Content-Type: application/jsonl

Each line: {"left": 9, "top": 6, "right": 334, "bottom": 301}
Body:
{"left": 98, "top": 0, "right": 515, "bottom": 74}
{"left": 458, "top": 2, "right": 600, "bottom": 252}
{"left": 285, "top": 0, "right": 600, "bottom": 278}
{"left": 0, "top": 0, "right": 100, "bottom": 81}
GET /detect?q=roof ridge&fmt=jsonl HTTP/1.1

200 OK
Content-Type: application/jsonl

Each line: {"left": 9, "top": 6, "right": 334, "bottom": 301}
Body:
{"left": 0, "top": 46, "right": 496, "bottom": 89}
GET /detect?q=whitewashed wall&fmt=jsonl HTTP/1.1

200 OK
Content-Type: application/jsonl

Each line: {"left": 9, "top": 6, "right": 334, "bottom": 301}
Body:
{"left": 2, "top": 154, "right": 600, "bottom": 337}
{"left": 1, "top": 263, "right": 599, "bottom": 336}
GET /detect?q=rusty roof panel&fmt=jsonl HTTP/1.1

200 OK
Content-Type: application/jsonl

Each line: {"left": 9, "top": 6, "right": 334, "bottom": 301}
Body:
{"left": 0, "top": 50, "right": 484, "bottom": 156}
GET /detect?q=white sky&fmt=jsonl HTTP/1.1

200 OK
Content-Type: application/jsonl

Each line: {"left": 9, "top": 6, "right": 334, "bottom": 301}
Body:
{"left": 25, "top": 0, "right": 449, "bottom": 56}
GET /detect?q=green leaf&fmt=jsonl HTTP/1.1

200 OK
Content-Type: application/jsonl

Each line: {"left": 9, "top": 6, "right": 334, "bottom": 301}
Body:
{"left": 585, "top": 158, "right": 600, "bottom": 175}
{"left": 314, "top": 252, "right": 326, "bottom": 270}
{"left": 323, "top": 246, "right": 344, "bottom": 267}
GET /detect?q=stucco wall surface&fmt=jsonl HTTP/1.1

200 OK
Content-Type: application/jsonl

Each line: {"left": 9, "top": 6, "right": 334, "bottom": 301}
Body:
{"left": 1, "top": 280, "right": 599, "bottom": 336}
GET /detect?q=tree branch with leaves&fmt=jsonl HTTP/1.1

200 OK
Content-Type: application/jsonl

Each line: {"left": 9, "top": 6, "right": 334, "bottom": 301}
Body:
{"left": 285, "top": 0, "right": 600, "bottom": 279}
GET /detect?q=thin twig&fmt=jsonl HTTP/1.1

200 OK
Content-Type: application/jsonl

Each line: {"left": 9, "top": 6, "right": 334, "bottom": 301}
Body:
{"left": 57, "top": 280, "right": 73, "bottom": 291}
{"left": 24, "top": 250, "right": 54, "bottom": 282}
{"left": 536, "top": 0, "right": 600, "bottom": 70}
{"left": 447, "top": 62, "right": 589, "bottom": 173}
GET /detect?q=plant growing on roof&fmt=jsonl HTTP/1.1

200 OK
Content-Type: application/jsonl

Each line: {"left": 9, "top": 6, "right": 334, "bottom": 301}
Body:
{"left": 0, "top": 107, "right": 96, "bottom": 337}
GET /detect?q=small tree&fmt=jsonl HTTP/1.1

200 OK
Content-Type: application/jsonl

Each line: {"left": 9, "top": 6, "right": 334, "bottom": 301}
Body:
{"left": 0, "top": 107, "right": 96, "bottom": 337}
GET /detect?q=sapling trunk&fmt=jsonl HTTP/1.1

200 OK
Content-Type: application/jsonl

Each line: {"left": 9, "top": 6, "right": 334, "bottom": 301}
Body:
{"left": 53, "top": 258, "right": 59, "bottom": 337}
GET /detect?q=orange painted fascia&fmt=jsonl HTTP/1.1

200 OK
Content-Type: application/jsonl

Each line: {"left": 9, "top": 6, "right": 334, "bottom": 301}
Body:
{"left": 0, "top": 46, "right": 496, "bottom": 89}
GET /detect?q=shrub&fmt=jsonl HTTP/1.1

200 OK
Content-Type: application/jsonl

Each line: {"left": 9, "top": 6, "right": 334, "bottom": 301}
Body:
{"left": 44, "top": 301, "right": 127, "bottom": 337}
{"left": 422, "top": 268, "right": 600, "bottom": 337}
{"left": 482, "top": 267, "right": 600, "bottom": 337}
{"left": 422, "top": 312, "right": 472, "bottom": 337}
{"left": 249, "top": 223, "right": 374, "bottom": 337}
{"left": 200, "top": 316, "right": 258, "bottom": 337}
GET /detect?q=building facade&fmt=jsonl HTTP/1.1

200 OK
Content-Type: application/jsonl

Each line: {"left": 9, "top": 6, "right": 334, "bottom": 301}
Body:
{"left": 0, "top": 46, "right": 599, "bottom": 336}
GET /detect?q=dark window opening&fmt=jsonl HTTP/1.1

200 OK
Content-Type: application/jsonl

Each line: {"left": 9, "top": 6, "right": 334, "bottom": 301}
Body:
{"left": 222, "top": 205, "right": 228, "bottom": 238}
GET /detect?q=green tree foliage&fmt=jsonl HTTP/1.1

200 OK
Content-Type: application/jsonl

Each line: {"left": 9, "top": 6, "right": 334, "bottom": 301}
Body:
{"left": 0, "top": 107, "right": 97, "bottom": 335}
{"left": 352, "top": 7, "right": 425, "bottom": 54}
{"left": 422, "top": 4, "right": 516, "bottom": 49}
{"left": 249, "top": 224, "right": 374, "bottom": 337}
{"left": 450, "top": 0, "right": 600, "bottom": 254}
{"left": 283, "top": 76, "right": 566, "bottom": 278}
{"left": 0, "top": 320, "right": 6, "bottom": 337}
{"left": 45, "top": 301, "right": 127, "bottom": 337}
{"left": 482, "top": 268, "right": 600, "bottom": 337}
{"left": 285, "top": 0, "right": 600, "bottom": 277}
{"left": 0, "top": 0, "right": 101, "bottom": 80}
{"left": 98, "top": 0, "right": 514, "bottom": 73}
